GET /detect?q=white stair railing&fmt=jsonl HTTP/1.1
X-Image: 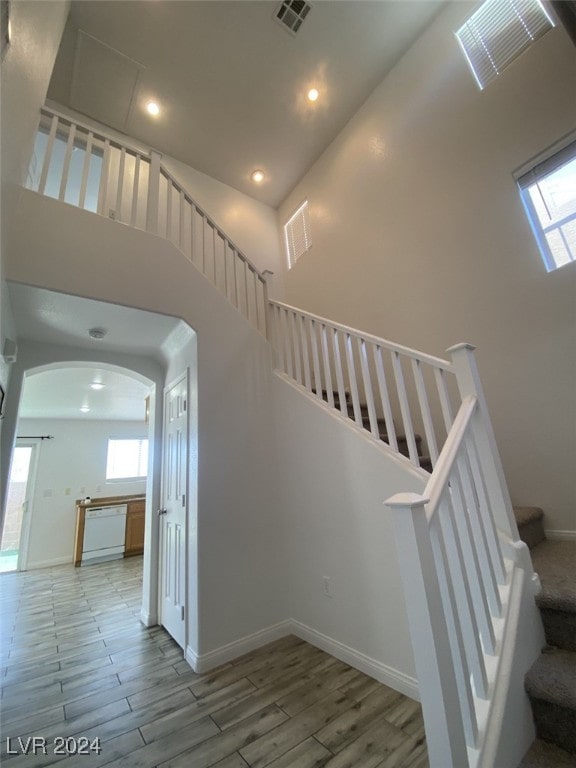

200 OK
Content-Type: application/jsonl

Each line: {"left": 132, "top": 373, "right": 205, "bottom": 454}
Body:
{"left": 28, "top": 106, "right": 268, "bottom": 336}
{"left": 386, "top": 345, "right": 524, "bottom": 768}
{"left": 270, "top": 300, "right": 461, "bottom": 472}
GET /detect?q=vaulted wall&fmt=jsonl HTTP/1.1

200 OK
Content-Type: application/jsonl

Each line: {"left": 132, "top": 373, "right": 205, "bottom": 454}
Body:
{"left": 279, "top": 2, "right": 576, "bottom": 533}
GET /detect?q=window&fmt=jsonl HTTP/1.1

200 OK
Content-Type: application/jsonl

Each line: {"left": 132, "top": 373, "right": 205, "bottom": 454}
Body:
{"left": 106, "top": 438, "right": 148, "bottom": 481}
{"left": 284, "top": 200, "right": 311, "bottom": 268}
{"left": 456, "top": 0, "right": 554, "bottom": 90}
{"left": 516, "top": 138, "right": 576, "bottom": 272}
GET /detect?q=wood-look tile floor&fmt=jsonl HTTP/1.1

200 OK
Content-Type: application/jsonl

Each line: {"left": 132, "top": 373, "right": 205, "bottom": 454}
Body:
{"left": 0, "top": 557, "right": 428, "bottom": 768}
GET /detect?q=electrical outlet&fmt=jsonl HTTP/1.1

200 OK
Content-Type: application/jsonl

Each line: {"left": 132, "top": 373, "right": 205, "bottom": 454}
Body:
{"left": 65, "top": 488, "right": 71, "bottom": 496}
{"left": 108, "top": 208, "right": 116, "bottom": 220}
{"left": 323, "top": 576, "right": 333, "bottom": 598}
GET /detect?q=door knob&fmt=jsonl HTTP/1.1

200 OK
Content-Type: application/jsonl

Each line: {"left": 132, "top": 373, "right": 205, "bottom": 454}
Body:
{"left": 157, "top": 508, "right": 168, "bottom": 516}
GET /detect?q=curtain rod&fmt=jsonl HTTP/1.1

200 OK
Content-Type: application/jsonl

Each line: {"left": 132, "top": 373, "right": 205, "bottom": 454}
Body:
{"left": 17, "top": 435, "right": 54, "bottom": 440}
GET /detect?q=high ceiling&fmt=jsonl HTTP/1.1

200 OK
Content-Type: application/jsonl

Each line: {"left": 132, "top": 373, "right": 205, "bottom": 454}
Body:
{"left": 47, "top": 0, "right": 445, "bottom": 207}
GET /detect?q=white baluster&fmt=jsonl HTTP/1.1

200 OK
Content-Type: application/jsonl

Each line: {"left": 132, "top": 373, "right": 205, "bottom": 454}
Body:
{"left": 179, "top": 191, "right": 185, "bottom": 252}
{"left": 291, "top": 312, "right": 303, "bottom": 385}
{"left": 58, "top": 123, "right": 76, "bottom": 202}
{"left": 300, "top": 315, "right": 312, "bottom": 391}
{"left": 97, "top": 139, "right": 111, "bottom": 216}
{"left": 345, "top": 334, "right": 362, "bottom": 425}
{"left": 358, "top": 339, "right": 379, "bottom": 439}
{"left": 411, "top": 359, "right": 439, "bottom": 467}
{"left": 373, "top": 345, "right": 398, "bottom": 452}
{"left": 146, "top": 151, "right": 161, "bottom": 234}
{"left": 78, "top": 131, "right": 94, "bottom": 209}
{"left": 320, "top": 325, "right": 335, "bottom": 408}
{"left": 391, "top": 351, "right": 419, "bottom": 466}
{"left": 166, "top": 180, "right": 173, "bottom": 241}
{"left": 434, "top": 367, "right": 455, "bottom": 433}
{"left": 282, "top": 308, "right": 293, "bottom": 378}
{"left": 115, "top": 146, "right": 126, "bottom": 221}
{"left": 38, "top": 114, "right": 59, "bottom": 195}
{"left": 332, "top": 329, "right": 347, "bottom": 416}
{"left": 130, "top": 154, "right": 140, "bottom": 228}
{"left": 308, "top": 319, "right": 322, "bottom": 399}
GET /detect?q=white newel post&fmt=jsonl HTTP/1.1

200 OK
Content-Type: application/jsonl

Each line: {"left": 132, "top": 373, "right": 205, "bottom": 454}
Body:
{"left": 146, "top": 151, "right": 162, "bottom": 235}
{"left": 386, "top": 493, "right": 468, "bottom": 768}
{"left": 448, "top": 343, "right": 518, "bottom": 539}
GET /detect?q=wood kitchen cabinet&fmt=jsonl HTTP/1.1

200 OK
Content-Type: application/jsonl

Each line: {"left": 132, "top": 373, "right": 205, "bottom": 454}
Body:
{"left": 125, "top": 499, "right": 146, "bottom": 556}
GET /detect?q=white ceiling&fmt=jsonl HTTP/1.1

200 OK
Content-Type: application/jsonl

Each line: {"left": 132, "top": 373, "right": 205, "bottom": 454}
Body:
{"left": 47, "top": 0, "right": 445, "bottom": 207}
{"left": 8, "top": 284, "right": 186, "bottom": 421}
{"left": 20, "top": 367, "right": 151, "bottom": 421}
{"left": 9, "top": 283, "right": 181, "bottom": 359}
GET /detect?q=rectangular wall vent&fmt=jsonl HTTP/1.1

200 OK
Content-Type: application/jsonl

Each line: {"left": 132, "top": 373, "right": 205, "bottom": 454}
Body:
{"left": 274, "top": 0, "right": 311, "bottom": 35}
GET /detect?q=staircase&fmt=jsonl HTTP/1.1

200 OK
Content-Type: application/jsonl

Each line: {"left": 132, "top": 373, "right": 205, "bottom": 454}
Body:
{"left": 515, "top": 507, "right": 576, "bottom": 767}
{"left": 22, "top": 102, "right": 556, "bottom": 768}
{"left": 314, "top": 388, "right": 433, "bottom": 470}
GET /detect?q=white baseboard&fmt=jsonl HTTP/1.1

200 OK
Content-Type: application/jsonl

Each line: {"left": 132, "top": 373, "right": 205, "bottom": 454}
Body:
{"left": 184, "top": 617, "right": 419, "bottom": 702}
{"left": 25, "top": 556, "right": 72, "bottom": 570}
{"left": 185, "top": 620, "right": 292, "bottom": 674}
{"left": 545, "top": 529, "right": 576, "bottom": 541}
{"left": 290, "top": 619, "right": 420, "bottom": 702}
{"left": 140, "top": 609, "right": 157, "bottom": 628}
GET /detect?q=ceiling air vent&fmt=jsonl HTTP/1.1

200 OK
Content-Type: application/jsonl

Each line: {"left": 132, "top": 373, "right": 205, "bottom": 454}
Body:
{"left": 274, "top": 0, "right": 312, "bottom": 35}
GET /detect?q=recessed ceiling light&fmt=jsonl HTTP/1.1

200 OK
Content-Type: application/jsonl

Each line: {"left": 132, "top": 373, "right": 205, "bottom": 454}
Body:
{"left": 90, "top": 382, "right": 105, "bottom": 390}
{"left": 307, "top": 88, "right": 319, "bottom": 102}
{"left": 251, "top": 170, "right": 265, "bottom": 184}
{"left": 88, "top": 327, "right": 107, "bottom": 340}
{"left": 146, "top": 101, "right": 160, "bottom": 116}
{"left": 80, "top": 406, "right": 90, "bottom": 413}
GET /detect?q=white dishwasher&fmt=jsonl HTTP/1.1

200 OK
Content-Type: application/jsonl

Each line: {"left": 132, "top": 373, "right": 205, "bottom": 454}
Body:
{"left": 81, "top": 505, "right": 127, "bottom": 565}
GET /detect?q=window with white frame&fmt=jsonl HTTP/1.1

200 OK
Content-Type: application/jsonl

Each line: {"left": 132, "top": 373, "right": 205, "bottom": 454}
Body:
{"left": 284, "top": 200, "right": 311, "bottom": 268}
{"left": 516, "top": 137, "right": 576, "bottom": 272}
{"left": 106, "top": 438, "right": 149, "bottom": 481}
{"left": 456, "top": 0, "right": 555, "bottom": 90}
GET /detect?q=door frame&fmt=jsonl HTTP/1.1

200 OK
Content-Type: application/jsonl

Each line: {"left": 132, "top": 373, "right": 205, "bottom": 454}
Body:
{"left": 8, "top": 438, "right": 40, "bottom": 572}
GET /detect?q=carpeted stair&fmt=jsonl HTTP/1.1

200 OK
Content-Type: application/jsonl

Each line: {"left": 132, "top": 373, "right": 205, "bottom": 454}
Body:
{"left": 313, "top": 389, "right": 432, "bottom": 470}
{"left": 516, "top": 506, "right": 576, "bottom": 767}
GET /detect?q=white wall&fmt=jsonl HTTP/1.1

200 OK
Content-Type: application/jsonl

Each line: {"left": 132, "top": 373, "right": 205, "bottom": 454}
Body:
{"left": 7, "top": 194, "right": 285, "bottom": 661}
{"left": 19, "top": 417, "right": 147, "bottom": 569}
{"left": 278, "top": 3, "right": 576, "bottom": 533}
{"left": 0, "top": 1, "right": 69, "bottom": 380}
{"left": 274, "top": 375, "right": 427, "bottom": 697}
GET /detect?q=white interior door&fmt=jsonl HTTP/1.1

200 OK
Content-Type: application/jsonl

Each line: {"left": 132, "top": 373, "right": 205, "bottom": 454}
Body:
{"left": 159, "top": 371, "right": 188, "bottom": 648}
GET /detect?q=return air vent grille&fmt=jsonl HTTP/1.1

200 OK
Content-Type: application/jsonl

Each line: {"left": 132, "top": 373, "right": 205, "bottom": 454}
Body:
{"left": 275, "top": 0, "right": 311, "bottom": 35}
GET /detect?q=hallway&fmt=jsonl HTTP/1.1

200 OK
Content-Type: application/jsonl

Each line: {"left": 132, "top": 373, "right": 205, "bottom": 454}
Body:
{"left": 0, "top": 558, "right": 428, "bottom": 768}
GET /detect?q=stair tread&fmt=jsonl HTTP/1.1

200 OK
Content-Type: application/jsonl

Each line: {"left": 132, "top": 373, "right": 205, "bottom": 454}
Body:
{"left": 519, "top": 739, "right": 576, "bottom": 768}
{"left": 531, "top": 540, "right": 576, "bottom": 614}
{"left": 525, "top": 649, "right": 576, "bottom": 709}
